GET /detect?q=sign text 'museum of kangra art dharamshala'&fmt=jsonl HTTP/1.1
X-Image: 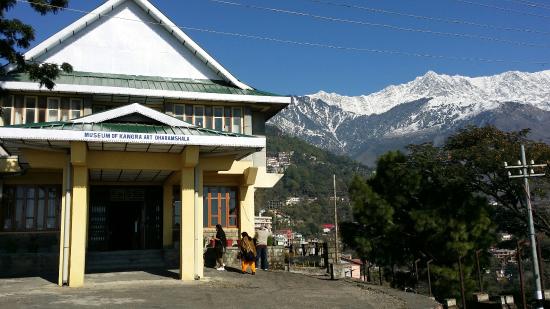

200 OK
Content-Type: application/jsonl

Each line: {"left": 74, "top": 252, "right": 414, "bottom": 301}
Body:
{"left": 84, "top": 132, "right": 191, "bottom": 142}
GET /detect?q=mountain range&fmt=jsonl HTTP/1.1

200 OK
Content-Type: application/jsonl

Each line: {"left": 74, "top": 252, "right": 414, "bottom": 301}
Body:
{"left": 269, "top": 70, "right": 550, "bottom": 166}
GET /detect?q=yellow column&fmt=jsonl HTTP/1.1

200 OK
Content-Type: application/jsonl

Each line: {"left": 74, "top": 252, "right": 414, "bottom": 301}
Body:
{"left": 162, "top": 182, "right": 173, "bottom": 248}
{"left": 195, "top": 166, "right": 204, "bottom": 279}
{"left": 57, "top": 161, "right": 68, "bottom": 286}
{"left": 180, "top": 168, "right": 195, "bottom": 280}
{"left": 239, "top": 185, "right": 255, "bottom": 236}
{"left": 239, "top": 167, "right": 258, "bottom": 236}
{"left": 68, "top": 142, "right": 88, "bottom": 287}
{"left": 180, "top": 146, "right": 199, "bottom": 281}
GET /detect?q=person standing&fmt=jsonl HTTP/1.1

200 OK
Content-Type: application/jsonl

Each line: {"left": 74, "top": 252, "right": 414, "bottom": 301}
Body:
{"left": 214, "top": 224, "right": 227, "bottom": 271}
{"left": 255, "top": 226, "right": 272, "bottom": 271}
{"left": 239, "top": 232, "right": 256, "bottom": 275}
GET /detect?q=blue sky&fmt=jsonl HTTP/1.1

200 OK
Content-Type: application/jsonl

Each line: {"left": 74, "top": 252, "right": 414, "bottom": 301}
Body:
{"left": 6, "top": 0, "right": 550, "bottom": 96}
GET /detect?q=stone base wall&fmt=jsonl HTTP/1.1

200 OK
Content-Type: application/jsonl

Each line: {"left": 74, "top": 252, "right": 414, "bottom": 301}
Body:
{"left": 202, "top": 228, "right": 240, "bottom": 247}
{"left": 203, "top": 246, "right": 287, "bottom": 270}
{"left": 0, "top": 252, "right": 59, "bottom": 277}
{"left": 0, "top": 233, "right": 59, "bottom": 253}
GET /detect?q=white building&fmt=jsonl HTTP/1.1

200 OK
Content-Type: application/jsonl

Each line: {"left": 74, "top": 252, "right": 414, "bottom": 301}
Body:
{"left": 254, "top": 216, "right": 273, "bottom": 231}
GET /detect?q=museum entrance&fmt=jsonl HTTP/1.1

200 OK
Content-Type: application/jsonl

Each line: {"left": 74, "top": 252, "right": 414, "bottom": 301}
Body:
{"left": 88, "top": 186, "right": 162, "bottom": 251}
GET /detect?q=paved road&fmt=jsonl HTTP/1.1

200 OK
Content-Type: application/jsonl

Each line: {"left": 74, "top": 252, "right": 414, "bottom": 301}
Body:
{"left": 0, "top": 268, "right": 438, "bottom": 308}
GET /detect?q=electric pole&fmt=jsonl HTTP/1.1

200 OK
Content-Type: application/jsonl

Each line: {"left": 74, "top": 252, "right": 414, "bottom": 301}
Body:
{"left": 333, "top": 174, "right": 339, "bottom": 264}
{"left": 505, "top": 144, "right": 547, "bottom": 309}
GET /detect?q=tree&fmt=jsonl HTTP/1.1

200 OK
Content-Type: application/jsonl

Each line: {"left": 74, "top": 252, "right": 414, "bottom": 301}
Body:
{"left": 344, "top": 147, "right": 496, "bottom": 299}
{"left": 1, "top": 0, "right": 73, "bottom": 90}
{"left": 444, "top": 126, "right": 550, "bottom": 236}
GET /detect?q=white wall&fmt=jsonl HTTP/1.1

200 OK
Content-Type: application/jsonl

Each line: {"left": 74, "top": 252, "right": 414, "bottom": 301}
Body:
{"left": 36, "top": 1, "right": 220, "bottom": 80}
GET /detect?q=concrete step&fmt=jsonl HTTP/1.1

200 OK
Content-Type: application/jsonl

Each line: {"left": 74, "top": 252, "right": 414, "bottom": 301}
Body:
{"left": 86, "top": 250, "right": 166, "bottom": 271}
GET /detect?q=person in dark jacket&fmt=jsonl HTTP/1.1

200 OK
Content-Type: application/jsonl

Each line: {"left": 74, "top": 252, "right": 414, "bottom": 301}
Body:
{"left": 214, "top": 224, "right": 227, "bottom": 270}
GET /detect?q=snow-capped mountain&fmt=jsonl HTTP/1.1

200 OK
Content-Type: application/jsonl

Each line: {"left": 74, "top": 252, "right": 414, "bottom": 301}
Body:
{"left": 270, "top": 70, "right": 550, "bottom": 165}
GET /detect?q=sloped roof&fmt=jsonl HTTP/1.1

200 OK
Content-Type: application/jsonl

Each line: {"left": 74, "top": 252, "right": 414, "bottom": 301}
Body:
{"left": 1, "top": 71, "right": 283, "bottom": 97}
{"left": 22, "top": 0, "right": 251, "bottom": 90}
{"left": 71, "top": 102, "right": 194, "bottom": 127}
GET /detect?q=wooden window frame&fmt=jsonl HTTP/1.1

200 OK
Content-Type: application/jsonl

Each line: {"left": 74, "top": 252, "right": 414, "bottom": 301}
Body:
{"left": 231, "top": 107, "right": 243, "bottom": 134}
{"left": 173, "top": 104, "right": 185, "bottom": 121}
{"left": 204, "top": 187, "right": 238, "bottom": 228}
{"left": 205, "top": 106, "right": 213, "bottom": 130}
{"left": 223, "top": 106, "right": 232, "bottom": 132}
{"left": 46, "top": 97, "right": 61, "bottom": 122}
{"left": 1, "top": 95, "right": 14, "bottom": 126}
{"left": 213, "top": 106, "right": 224, "bottom": 131}
{"left": 69, "top": 98, "right": 83, "bottom": 120}
{"left": 23, "top": 96, "right": 38, "bottom": 124}
{"left": 1, "top": 185, "right": 61, "bottom": 233}
{"left": 184, "top": 104, "right": 193, "bottom": 124}
{"left": 193, "top": 105, "right": 205, "bottom": 128}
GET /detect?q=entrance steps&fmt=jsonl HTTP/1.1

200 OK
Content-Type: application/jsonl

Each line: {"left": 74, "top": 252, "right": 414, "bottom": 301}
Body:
{"left": 86, "top": 249, "right": 167, "bottom": 272}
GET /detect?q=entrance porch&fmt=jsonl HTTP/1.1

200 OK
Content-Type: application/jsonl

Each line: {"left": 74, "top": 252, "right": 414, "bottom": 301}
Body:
{"left": 0, "top": 103, "right": 266, "bottom": 287}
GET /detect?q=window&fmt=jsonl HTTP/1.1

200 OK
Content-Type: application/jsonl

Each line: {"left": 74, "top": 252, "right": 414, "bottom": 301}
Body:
{"left": 1, "top": 96, "right": 83, "bottom": 124}
{"left": 24, "top": 96, "right": 37, "bottom": 123}
{"left": 14, "top": 98, "right": 23, "bottom": 125}
{"left": 169, "top": 104, "right": 244, "bottom": 133}
{"left": 194, "top": 105, "right": 204, "bottom": 127}
{"left": 1, "top": 96, "right": 13, "bottom": 126}
{"left": 203, "top": 187, "right": 238, "bottom": 228}
{"left": 173, "top": 104, "right": 185, "bottom": 121}
{"left": 172, "top": 186, "right": 181, "bottom": 230}
{"left": 69, "top": 98, "right": 82, "bottom": 119}
{"left": 213, "top": 107, "right": 223, "bottom": 131}
{"left": 93, "top": 105, "right": 105, "bottom": 113}
{"left": 223, "top": 107, "right": 231, "bottom": 132}
{"left": 232, "top": 107, "right": 242, "bottom": 134}
{"left": 205, "top": 106, "right": 213, "bottom": 129}
{"left": 1, "top": 185, "right": 61, "bottom": 232}
{"left": 185, "top": 105, "right": 193, "bottom": 124}
{"left": 47, "top": 98, "right": 60, "bottom": 121}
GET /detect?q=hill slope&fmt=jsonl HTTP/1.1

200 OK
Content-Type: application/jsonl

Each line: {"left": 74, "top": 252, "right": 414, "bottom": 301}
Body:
{"left": 255, "top": 126, "right": 370, "bottom": 236}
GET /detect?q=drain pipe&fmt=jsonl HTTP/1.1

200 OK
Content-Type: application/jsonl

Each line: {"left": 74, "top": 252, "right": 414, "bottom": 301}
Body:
{"left": 62, "top": 156, "right": 72, "bottom": 285}
{"left": 193, "top": 165, "right": 200, "bottom": 280}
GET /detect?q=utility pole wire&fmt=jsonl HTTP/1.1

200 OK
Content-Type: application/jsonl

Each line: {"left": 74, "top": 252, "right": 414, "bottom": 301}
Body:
{"left": 452, "top": 0, "right": 550, "bottom": 20}
{"left": 210, "top": 0, "right": 550, "bottom": 48}
{"left": 304, "top": 0, "right": 550, "bottom": 36}
{"left": 501, "top": 0, "right": 550, "bottom": 11}
{"left": 14, "top": 0, "right": 550, "bottom": 65}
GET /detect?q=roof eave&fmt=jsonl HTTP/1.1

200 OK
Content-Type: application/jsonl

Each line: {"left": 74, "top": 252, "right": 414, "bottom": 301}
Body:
{"left": 0, "top": 81, "right": 292, "bottom": 104}
{"left": 0, "top": 127, "right": 266, "bottom": 148}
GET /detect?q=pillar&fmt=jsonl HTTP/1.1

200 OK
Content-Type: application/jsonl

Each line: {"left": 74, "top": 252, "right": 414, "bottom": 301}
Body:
{"left": 162, "top": 182, "right": 173, "bottom": 248}
{"left": 239, "top": 185, "right": 255, "bottom": 236}
{"left": 180, "top": 146, "right": 199, "bottom": 280}
{"left": 195, "top": 167, "right": 204, "bottom": 279}
{"left": 68, "top": 142, "right": 88, "bottom": 287}
{"left": 57, "top": 161, "right": 68, "bottom": 286}
{"left": 239, "top": 167, "right": 257, "bottom": 236}
{"left": 180, "top": 168, "right": 195, "bottom": 280}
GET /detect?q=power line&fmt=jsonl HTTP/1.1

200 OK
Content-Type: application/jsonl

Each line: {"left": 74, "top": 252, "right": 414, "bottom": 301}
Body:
{"left": 302, "top": 0, "right": 550, "bottom": 36}
{"left": 452, "top": 0, "right": 550, "bottom": 19}
{"left": 210, "top": 0, "right": 550, "bottom": 48}
{"left": 501, "top": 0, "right": 550, "bottom": 11}
{"left": 13, "top": 0, "right": 550, "bottom": 66}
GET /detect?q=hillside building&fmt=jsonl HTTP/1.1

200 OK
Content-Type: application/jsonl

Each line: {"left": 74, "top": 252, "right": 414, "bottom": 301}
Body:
{"left": 0, "top": 0, "right": 289, "bottom": 287}
{"left": 254, "top": 216, "right": 273, "bottom": 231}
